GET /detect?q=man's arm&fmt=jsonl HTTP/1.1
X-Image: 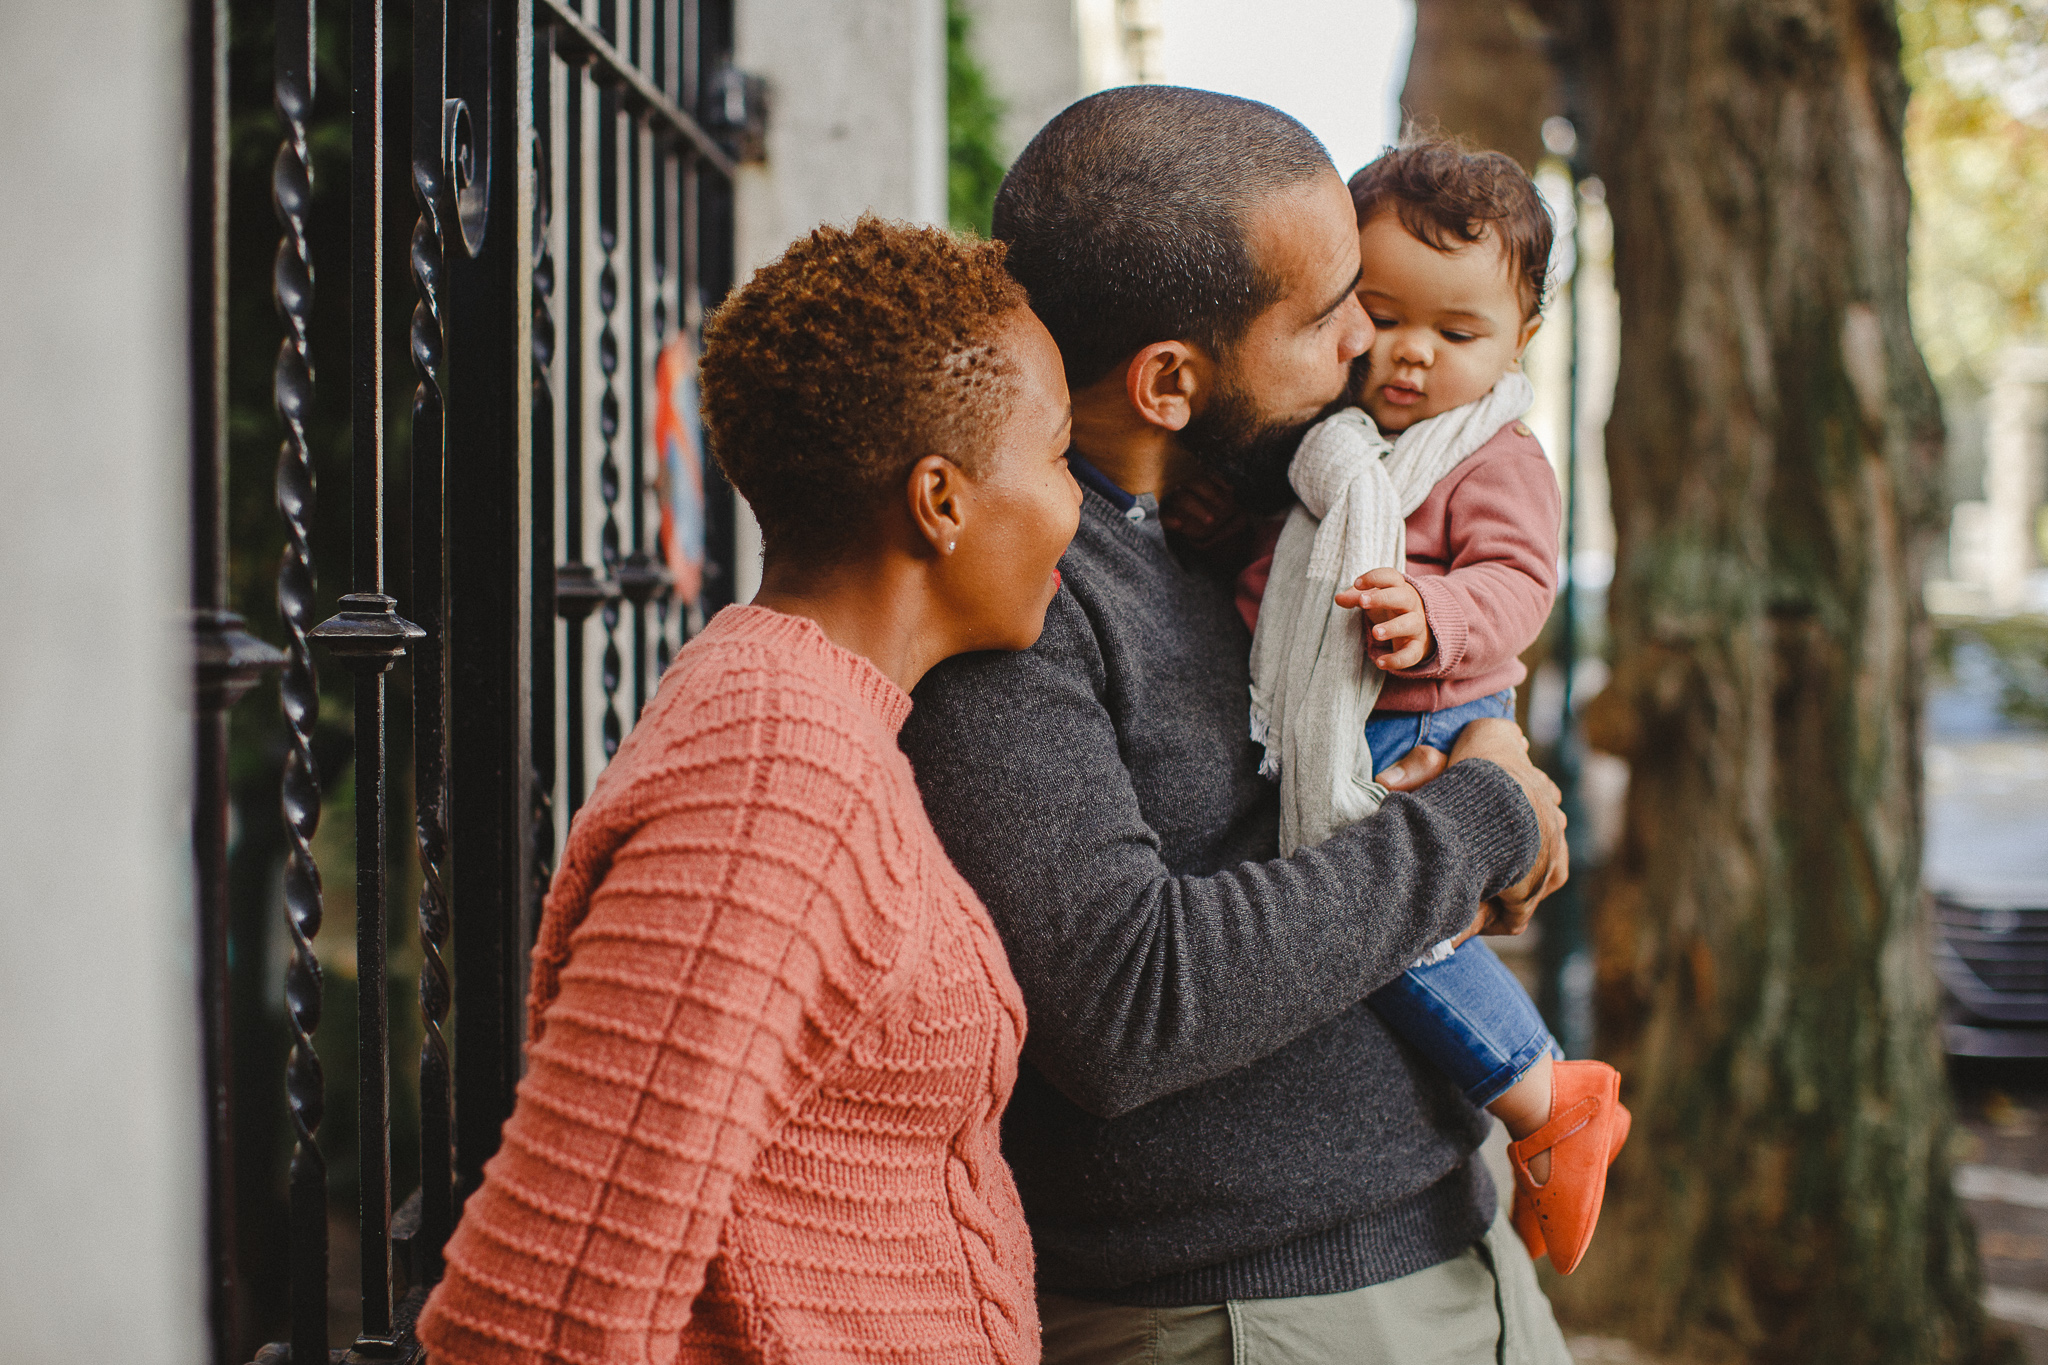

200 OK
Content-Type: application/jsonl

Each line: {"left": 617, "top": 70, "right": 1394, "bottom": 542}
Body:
{"left": 902, "top": 593, "right": 1541, "bottom": 1120}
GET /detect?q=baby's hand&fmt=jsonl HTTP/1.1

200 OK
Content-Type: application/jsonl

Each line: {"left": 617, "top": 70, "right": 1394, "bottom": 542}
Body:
{"left": 1334, "top": 568, "right": 1433, "bottom": 670}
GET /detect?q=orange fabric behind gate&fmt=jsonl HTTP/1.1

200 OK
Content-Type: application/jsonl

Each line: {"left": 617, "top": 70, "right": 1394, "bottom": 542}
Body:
{"left": 417, "top": 605, "right": 1036, "bottom": 1365}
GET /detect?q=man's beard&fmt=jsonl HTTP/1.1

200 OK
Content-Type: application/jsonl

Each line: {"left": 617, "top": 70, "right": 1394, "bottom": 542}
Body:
{"left": 1180, "top": 378, "right": 1353, "bottom": 516}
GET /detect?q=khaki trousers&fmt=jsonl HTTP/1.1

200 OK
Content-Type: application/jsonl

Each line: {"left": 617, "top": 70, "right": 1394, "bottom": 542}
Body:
{"left": 1038, "top": 1211, "right": 1573, "bottom": 1365}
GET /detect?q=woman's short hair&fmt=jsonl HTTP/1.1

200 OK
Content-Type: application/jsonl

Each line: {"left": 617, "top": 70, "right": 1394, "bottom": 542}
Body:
{"left": 700, "top": 215, "right": 1029, "bottom": 561}
{"left": 1348, "top": 136, "right": 1554, "bottom": 319}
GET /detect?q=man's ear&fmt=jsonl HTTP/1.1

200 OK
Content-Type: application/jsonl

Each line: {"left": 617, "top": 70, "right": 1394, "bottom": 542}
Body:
{"left": 1123, "top": 340, "right": 1205, "bottom": 433}
{"left": 906, "top": 453, "right": 969, "bottom": 557}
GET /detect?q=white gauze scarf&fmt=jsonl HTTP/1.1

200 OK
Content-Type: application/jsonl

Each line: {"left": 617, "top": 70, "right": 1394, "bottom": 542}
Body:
{"left": 1248, "top": 371, "right": 1534, "bottom": 856}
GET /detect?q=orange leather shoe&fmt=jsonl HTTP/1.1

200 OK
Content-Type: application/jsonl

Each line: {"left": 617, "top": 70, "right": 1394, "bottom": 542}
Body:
{"left": 1506, "top": 1060, "right": 1630, "bottom": 1274}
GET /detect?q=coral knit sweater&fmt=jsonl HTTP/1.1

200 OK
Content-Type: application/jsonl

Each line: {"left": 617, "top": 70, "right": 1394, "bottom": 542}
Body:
{"left": 417, "top": 606, "right": 1036, "bottom": 1365}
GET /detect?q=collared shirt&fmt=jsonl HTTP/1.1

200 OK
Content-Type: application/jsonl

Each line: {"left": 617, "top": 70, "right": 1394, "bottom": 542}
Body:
{"left": 1068, "top": 450, "right": 1162, "bottom": 539}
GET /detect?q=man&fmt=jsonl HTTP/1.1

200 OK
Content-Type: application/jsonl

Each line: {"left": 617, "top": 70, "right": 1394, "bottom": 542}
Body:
{"left": 900, "top": 87, "right": 1573, "bottom": 1364}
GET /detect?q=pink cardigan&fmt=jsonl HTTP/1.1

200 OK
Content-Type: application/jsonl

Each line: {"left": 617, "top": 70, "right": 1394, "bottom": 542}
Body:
{"left": 1238, "top": 418, "right": 1561, "bottom": 712}
{"left": 418, "top": 606, "right": 1036, "bottom": 1365}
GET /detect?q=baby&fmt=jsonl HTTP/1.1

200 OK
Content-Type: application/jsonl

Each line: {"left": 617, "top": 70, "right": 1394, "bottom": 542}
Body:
{"left": 1239, "top": 137, "right": 1628, "bottom": 1275}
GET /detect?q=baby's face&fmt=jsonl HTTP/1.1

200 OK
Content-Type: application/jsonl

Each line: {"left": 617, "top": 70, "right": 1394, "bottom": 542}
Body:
{"left": 1350, "top": 213, "right": 1540, "bottom": 434}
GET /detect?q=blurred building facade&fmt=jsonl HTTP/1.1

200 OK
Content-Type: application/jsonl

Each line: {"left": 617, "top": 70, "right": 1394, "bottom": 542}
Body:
{"left": 1932, "top": 344, "right": 2048, "bottom": 617}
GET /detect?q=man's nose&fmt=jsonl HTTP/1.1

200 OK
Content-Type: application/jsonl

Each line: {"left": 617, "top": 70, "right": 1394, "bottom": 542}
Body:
{"left": 1337, "top": 295, "right": 1372, "bottom": 364}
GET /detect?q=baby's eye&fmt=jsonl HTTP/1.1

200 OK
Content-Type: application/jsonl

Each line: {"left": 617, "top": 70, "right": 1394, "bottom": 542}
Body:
{"left": 1368, "top": 315, "right": 1397, "bottom": 329}
{"left": 1441, "top": 330, "right": 1474, "bottom": 343}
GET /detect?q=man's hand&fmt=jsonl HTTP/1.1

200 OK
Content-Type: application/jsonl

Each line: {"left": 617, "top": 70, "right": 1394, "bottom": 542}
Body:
{"left": 1159, "top": 475, "right": 1265, "bottom": 577}
{"left": 1335, "top": 568, "right": 1432, "bottom": 671}
{"left": 1445, "top": 718, "right": 1567, "bottom": 935}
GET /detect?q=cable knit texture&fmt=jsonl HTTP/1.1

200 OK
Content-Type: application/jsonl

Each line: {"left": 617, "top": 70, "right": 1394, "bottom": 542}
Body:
{"left": 417, "top": 605, "right": 1036, "bottom": 1365}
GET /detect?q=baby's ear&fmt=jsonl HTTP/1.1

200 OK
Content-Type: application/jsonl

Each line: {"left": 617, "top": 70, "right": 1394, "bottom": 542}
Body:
{"left": 1514, "top": 312, "right": 1543, "bottom": 360}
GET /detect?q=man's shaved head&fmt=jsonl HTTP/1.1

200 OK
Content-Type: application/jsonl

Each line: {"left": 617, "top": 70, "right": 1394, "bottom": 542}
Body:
{"left": 993, "top": 85, "right": 1334, "bottom": 389}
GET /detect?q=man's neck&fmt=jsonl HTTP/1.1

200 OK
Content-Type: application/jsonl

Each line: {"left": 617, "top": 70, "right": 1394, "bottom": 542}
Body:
{"left": 1068, "top": 385, "right": 1189, "bottom": 500}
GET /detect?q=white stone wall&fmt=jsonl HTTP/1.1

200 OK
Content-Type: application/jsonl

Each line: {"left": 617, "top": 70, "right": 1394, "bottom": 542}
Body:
{"left": 0, "top": 0, "right": 206, "bottom": 1359}
{"left": 962, "top": 0, "right": 1085, "bottom": 163}
{"left": 729, "top": 0, "right": 950, "bottom": 598}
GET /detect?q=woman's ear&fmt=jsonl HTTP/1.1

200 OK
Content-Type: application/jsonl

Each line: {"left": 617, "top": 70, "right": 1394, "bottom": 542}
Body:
{"left": 906, "top": 453, "right": 968, "bottom": 557}
{"left": 1124, "top": 341, "right": 1204, "bottom": 433}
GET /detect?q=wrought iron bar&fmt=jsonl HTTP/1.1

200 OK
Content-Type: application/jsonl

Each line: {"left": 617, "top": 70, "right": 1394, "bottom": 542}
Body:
{"left": 307, "top": 0, "right": 425, "bottom": 1346}
{"left": 408, "top": 0, "right": 455, "bottom": 1287}
{"left": 650, "top": 139, "right": 678, "bottom": 673}
{"left": 618, "top": 112, "right": 670, "bottom": 708}
{"left": 532, "top": 25, "right": 560, "bottom": 942}
{"left": 270, "top": 0, "right": 328, "bottom": 1355}
{"left": 596, "top": 81, "right": 626, "bottom": 761}
{"left": 556, "top": 57, "right": 613, "bottom": 817}
{"left": 443, "top": 0, "right": 537, "bottom": 1201}
{"left": 191, "top": 4, "right": 286, "bottom": 1361}
{"left": 535, "top": 0, "right": 737, "bottom": 176}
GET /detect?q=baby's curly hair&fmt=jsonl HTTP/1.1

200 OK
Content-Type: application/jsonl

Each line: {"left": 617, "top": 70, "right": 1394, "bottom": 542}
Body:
{"left": 1349, "top": 136, "right": 1554, "bottom": 319}
{"left": 699, "top": 215, "right": 1030, "bottom": 561}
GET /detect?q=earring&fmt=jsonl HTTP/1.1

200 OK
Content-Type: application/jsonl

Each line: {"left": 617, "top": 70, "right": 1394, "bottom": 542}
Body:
{"left": 947, "top": 540, "right": 957, "bottom": 553}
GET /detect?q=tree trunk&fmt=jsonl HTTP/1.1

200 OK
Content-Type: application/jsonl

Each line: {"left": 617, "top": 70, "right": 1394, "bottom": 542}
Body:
{"left": 1524, "top": 3, "right": 2007, "bottom": 1361}
{"left": 1397, "top": 0, "right": 1561, "bottom": 170}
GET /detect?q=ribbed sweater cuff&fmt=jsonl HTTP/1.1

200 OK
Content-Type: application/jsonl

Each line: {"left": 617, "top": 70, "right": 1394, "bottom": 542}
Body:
{"left": 1084, "top": 1162, "right": 1496, "bottom": 1306}
{"left": 1412, "top": 758, "right": 1543, "bottom": 900}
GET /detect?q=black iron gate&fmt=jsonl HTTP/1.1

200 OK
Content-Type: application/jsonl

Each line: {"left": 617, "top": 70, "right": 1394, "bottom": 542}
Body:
{"left": 187, "top": 0, "right": 760, "bottom": 1358}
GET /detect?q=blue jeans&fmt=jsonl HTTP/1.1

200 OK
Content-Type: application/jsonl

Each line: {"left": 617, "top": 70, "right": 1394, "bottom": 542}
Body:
{"left": 1365, "top": 690, "right": 1560, "bottom": 1107}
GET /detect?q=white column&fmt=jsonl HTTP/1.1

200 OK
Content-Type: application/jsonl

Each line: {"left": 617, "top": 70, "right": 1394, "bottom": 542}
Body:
{"left": 732, "top": 0, "right": 947, "bottom": 271}
{"left": 1984, "top": 345, "right": 2048, "bottom": 615}
{"left": 728, "top": 0, "right": 948, "bottom": 599}
{"left": 962, "top": 0, "right": 1085, "bottom": 161}
{"left": 0, "top": 0, "right": 205, "bottom": 1359}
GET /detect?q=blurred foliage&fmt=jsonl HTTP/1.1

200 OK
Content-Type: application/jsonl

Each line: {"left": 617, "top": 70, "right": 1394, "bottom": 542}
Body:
{"left": 1900, "top": 0, "right": 2048, "bottom": 388}
{"left": 1933, "top": 613, "right": 2048, "bottom": 726}
{"left": 947, "top": 0, "right": 1006, "bottom": 237}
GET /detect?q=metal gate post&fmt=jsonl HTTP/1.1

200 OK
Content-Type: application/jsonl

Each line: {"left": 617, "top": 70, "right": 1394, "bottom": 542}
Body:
{"left": 444, "top": 0, "right": 538, "bottom": 1204}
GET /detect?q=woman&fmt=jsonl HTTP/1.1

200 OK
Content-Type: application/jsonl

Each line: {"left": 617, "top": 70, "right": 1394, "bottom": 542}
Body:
{"left": 417, "top": 216, "right": 1078, "bottom": 1365}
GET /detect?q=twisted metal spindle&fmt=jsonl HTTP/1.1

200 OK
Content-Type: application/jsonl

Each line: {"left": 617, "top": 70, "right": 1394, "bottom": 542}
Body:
{"left": 597, "top": 89, "right": 626, "bottom": 760}
{"left": 270, "top": 0, "right": 327, "bottom": 1356}
{"left": 409, "top": 0, "right": 456, "bottom": 1287}
{"left": 528, "top": 34, "right": 561, "bottom": 949}
{"left": 532, "top": 33, "right": 561, "bottom": 939}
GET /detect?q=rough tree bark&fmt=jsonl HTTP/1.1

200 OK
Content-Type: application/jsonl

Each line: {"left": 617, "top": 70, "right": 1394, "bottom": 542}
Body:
{"left": 1398, "top": 0, "right": 1561, "bottom": 169}
{"left": 1505, "top": 3, "right": 2010, "bottom": 1361}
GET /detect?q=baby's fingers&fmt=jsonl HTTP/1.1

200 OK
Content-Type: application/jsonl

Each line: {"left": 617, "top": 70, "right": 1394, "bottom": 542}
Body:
{"left": 1370, "top": 609, "right": 1425, "bottom": 644}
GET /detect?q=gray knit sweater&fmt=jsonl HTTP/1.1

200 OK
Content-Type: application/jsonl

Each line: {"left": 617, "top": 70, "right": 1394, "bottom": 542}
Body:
{"left": 899, "top": 483, "right": 1542, "bottom": 1305}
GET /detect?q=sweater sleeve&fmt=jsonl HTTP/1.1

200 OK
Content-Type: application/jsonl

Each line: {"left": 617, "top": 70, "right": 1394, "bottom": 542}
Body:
{"left": 418, "top": 732, "right": 906, "bottom": 1365}
{"left": 902, "top": 592, "right": 1538, "bottom": 1121}
{"left": 1388, "top": 442, "right": 1561, "bottom": 682}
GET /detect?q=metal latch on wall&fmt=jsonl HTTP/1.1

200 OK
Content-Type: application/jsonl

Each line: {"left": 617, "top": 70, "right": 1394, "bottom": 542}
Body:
{"left": 702, "top": 63, "right": 768, "bottom": 164}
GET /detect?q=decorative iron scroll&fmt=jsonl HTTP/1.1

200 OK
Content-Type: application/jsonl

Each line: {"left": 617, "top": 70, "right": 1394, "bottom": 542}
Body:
{"left": 268, "top": 0, "right": 327, "bottom": 1357}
